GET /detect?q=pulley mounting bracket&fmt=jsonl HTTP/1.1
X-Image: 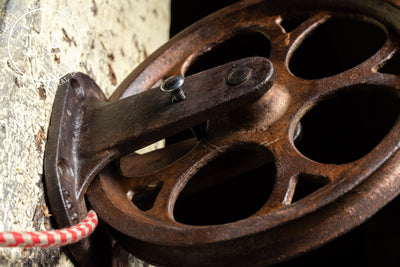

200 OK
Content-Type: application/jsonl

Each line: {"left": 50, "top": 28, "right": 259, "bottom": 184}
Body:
{"left": 44, "top": 57, "right": 275, "bottom": 265}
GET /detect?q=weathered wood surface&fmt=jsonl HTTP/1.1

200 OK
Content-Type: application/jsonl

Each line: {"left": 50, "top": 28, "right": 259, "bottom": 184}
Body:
{"left": 0, "top": 0, "right": 170, "bottom": 265}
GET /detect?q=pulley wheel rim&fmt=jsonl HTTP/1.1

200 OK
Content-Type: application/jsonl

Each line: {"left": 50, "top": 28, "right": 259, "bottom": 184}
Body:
{"left": 87, "top": 0, "right": 400, "bottom": 265}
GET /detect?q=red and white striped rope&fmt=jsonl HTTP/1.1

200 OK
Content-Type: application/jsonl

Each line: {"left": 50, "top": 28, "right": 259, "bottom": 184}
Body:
{"left": 0, "top": 210, "right": 98, "bottom": 248}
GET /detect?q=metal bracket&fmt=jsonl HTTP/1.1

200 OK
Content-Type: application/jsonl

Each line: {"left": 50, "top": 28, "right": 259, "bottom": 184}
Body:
{"left": 44, "top": 57, "right": 275, "bottom": 265}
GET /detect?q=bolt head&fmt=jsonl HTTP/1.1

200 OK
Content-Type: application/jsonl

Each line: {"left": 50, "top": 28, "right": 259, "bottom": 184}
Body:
{"left": 161, "top": 75, "right": 184, "bottom": 92}
{"left": 227, "top": 68, "right": 251, "bottom": 86}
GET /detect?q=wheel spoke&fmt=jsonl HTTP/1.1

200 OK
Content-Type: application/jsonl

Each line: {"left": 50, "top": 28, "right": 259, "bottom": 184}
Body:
{"left": 357, "top": 36, "right": 399, "bottom": 73}
{"left": 119, "top": 138, "right": 197, "bottom": 178}
{"left": 271, "top": 12, "right": 331, "bottom": 57}
{"left": 253, "top": 137, "right": 346, "bottom": 216}
{"left": 255, "top": 169, "right": 297, "bottom": 215}
{"left": 145, "top": 132, "right": 276, "bottom": 221}
{"left": 257, "top": 16, "right": 286, "bottom": 39}
{"left": 143, "top": 142, "right": 217, "bottom": 221}
{"left": 244, "top": 137, "right": 296, "bottom": 215}
{"left": 336, "top": 118, "right": 400, "bottom": 184}
{"left": 96, "top": 141, "right": 217, "bottom": 222}
{"left": 289, "top": 12, "right": 331, "bottom": 39}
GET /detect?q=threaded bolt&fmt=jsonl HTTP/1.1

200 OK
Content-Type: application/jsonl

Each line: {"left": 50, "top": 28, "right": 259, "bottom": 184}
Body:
{"left": 161, "top": 75, "right": 186, "bottom": 103}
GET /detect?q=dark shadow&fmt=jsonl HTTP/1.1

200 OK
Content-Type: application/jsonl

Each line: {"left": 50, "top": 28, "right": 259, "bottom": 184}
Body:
{"left": 185, "top": 32, "right": 271, "bottom": 76}
{"left": 280, "top": 12, "right": 312, "bottom": 33}
{"left": 170, "top": 0, "right": 240, "bottom": 37}
{"left": 174, "top": 144, "right": 275, "bottom": 225}
{"left": 292, "top": 174, "right": 329, "bottom": 202}
{"left": 131, "top": 181, "right": 164, "bottom": 211}
{"left": 295, "top": 85, "right": 400, "bottom": 164}
{"left": 289, "top": 18, "right": 387, "bottom": 79}
{"left": 379, "top": 52, "right": 400, "bottom": 75}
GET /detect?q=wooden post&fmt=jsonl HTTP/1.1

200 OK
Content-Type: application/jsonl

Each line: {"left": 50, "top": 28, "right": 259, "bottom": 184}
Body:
{"left": 0, "top": 0, "right": 170, "bottom": 265}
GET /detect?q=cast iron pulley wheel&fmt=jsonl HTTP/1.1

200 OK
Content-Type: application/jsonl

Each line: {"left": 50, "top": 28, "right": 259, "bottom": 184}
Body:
{"left": 87, "top": 0, "right": 400, "bottom": 266}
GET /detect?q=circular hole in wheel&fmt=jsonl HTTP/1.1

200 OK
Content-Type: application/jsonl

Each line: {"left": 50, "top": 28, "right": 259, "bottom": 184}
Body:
{"left": 173, "top": 143, "right": 276, "bottom": 226}
{"left": 294, "top": 85, "right": 400, "bottom": 164}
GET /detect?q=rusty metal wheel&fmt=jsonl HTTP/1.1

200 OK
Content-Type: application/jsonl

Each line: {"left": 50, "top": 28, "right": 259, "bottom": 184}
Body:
{"left": 86, "top": 0, "right": 400, "bottom": 266}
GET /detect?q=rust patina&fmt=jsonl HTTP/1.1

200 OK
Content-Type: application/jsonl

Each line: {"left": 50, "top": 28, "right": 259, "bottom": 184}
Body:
{"left": 45, "top": 0, "right": 400, "bottom": 266}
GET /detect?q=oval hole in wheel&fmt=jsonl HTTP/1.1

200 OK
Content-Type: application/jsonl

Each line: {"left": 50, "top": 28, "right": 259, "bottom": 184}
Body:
{"left": 173, "top": 144, "right": 276, "bottom": 226}
{"left": 291, "top": 174, "right": 330, "bottom": 203}
{"left": 289, "top": 18, "right": 387, "bottom": 79}
{"left": 379, "top": 52, "right": 400, "bottom": 76}
{"left": 279, "top": 12, "right": 312, "bottom": 33}
{"left": 294, "top": 85, "right": 400, "bottom": 164}
{"left": 185, "top": 31, "right": 271, "bottom": 76}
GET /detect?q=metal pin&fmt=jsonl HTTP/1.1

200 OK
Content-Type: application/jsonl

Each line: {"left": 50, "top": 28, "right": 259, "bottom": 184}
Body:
{"left": 161, "top": 75, "right": 186, "bottom": 103}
